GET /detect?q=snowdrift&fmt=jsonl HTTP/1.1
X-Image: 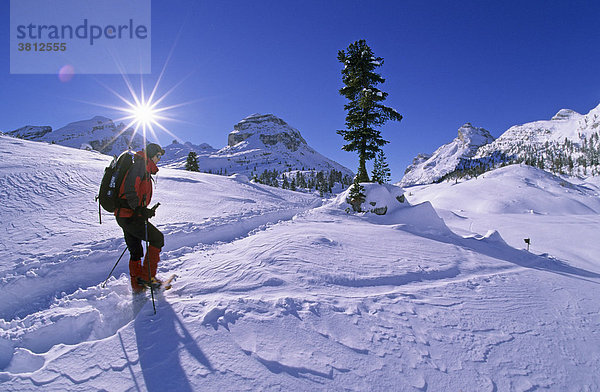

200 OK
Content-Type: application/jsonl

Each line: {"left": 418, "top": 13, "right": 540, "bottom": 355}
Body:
{"left": 327, "top": 182, "right": 521, "bottom": 267}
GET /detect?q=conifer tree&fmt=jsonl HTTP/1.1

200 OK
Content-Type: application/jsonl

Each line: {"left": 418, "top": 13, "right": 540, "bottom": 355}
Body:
{"left": 185, "top": 151, "right": 200, "bottom": 172}
{"left": 371, "top": 150, "right": 391, "bottom": 184}
{"left": 337, "top": 39, "right": 402, "bottom": 182}
{"left": 380, "top": 150, "right": 391, "bottom": 183}
{"left": 297, "top": 172, "right": 307, "bottom": 189}
{"left": 346, "top": 177, "right": 366, "bottom": 212}
{"left": 282, "top": 175, "right": 290, "bottom": 190}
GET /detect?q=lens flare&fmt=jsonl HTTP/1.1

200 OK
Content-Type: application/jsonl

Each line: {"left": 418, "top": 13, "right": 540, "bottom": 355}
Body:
{"left": 72, "top": 30, "right": 200, "bottom": 151}
{"left": 81, "top": 73, "right": 194, "bottom": 151}
{"left": 58, "top": 64, "right": 75, "bottom": 83}
{"left": 125, "top": 101, "right": 158, "bottom": 128}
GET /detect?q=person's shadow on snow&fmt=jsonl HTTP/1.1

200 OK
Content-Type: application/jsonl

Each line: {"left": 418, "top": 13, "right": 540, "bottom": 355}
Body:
{"left": 134, "top": 299, "right": 213, "bottom": 392}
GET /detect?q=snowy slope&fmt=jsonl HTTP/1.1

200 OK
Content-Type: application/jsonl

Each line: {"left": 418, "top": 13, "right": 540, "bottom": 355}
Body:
{"left": 399, "top": 123, "right": 494, "bottom": 186}
{"left": 405, "top": 163, "right": 600, "bottom": 272}
{"left": 1, "top": 136, "right": 600, "bottom": 391}
{"left": 161, "top": 114, "right": 354, "bottom": 179}
{"left": 0, "top": 134, "right": 319, "bottom": 320}
{"left": 406, "top": 164, "right": 600, "bottom": 215}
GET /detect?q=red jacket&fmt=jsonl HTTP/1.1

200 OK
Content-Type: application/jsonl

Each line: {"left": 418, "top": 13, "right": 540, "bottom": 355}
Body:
{"left": 115, "top": 151, "right": 158, "bottom": 217}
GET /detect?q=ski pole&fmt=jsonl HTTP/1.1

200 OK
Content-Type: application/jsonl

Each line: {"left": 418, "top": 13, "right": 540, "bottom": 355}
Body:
{"left": 144, "top": 201, "right": 157, "bottom": 314}
{"left": 101, "top": 247, "right": 127, "bottom": 288}
{"left": 146, "top": 219, "right": 156, "bottom": 314}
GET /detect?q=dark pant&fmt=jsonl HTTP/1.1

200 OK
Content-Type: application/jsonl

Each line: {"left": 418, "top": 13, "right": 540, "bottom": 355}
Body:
{"left": 116, "top": 216, "right": 164, "bottom": 261}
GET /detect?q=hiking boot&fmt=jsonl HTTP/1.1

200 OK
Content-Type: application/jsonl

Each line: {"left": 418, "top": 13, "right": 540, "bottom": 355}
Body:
{"left": 129, "top": 259, "right": 146, "bottom": 293}
{"left": 136, "top": 276, "right": 163, "bottom": 290}
{"left": 130, "top": 274, "right": 146, "bottom": 293}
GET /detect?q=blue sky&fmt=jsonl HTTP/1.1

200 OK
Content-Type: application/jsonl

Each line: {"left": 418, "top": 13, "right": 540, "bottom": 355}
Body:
{"left": 2, "top": 0, "right": 599, "bottom": 182}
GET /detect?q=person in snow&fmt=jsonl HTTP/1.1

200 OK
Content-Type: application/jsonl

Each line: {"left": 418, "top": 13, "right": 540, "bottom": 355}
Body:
{"left": 115, "top": 143, "right": 166, "bottom": 293}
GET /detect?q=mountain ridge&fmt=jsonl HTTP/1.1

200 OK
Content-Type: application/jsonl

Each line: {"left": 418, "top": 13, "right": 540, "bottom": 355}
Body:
{"left": 400, "top": 102, "right": 600, "bottom": 185}
{"left": 6, "top": 116, "right": 145, "bottom": 156}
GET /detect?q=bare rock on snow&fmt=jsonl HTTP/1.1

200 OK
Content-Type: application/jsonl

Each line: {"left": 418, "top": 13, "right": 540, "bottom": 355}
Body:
{"left": 335, "top": 183, "right": 408, "bottom": 215}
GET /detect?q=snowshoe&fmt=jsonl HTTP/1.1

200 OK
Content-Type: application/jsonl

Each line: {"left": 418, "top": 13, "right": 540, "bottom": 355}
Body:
{"left": 136, "top": 277, "right": 162, "bottom": 290}
{"left": 136, "top": 274, "right": 177, "bottom": 291}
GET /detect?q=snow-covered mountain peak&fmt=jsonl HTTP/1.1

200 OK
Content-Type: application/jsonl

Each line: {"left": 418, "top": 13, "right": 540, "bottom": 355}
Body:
{"left": 171, "top": 139, "right": 215, "bottom": 151}
{"left": 161, "top": 140, "right": 217, "bottom": 168}
{"left": 6, "top": 125, "right": 52, "bottom": 140}
{"left": 401, "top": 103, "right": 600, "bottom": 186}
{"left": 227, "top": 113, "right": 307, "bottom": 151}
{"left": 551, "top": 108, "right": 580, "bottom": 121}
{"left": 7, "top": 115, "right": 145, "bottom": 156}
{"left": 41, "top": 116, "right": 146, "bottom": 156}
{"left": 588, "top": 102, "right": 600, "bottom": 116}
{"left": 233, "top": 113, "right": 291, "bottom": 132}
{"left": 473, "top": 103, "right": 599, "bottom": 169}
{"left": 457, "top": 123, "right": 494, "bottom": 145}
{"left": 60, "top": 116, "right": 114, "bottom": 129}
{"left": 162, "top": 113, "right": 353, "bottom": 181}
{"left": 398, "top": 123, "right": 494, "bottom": 186}
{"left": 88, "top": 115, "right": 113, "bottom": 123}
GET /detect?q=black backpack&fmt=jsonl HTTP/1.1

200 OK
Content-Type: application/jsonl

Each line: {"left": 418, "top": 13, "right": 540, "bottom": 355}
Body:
{"left": 97, "top": 150, "right": 135, "bottom": 222}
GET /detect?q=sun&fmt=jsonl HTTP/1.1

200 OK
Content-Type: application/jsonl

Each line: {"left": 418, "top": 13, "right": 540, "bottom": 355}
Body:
{"left": 80, "top": 54, "right": 200, "bottom": 151}
{"left": 119, "top": 90, "right": 166, "bottom": 134}
{"left": 92, "top": 76, "right": 187, "bottom": 149}
{"left": 128, "top": 101, "right": 158, "bottom": 127}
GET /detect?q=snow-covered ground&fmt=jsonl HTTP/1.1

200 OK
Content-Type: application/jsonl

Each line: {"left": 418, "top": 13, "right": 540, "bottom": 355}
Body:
{"left": 1, "top": 137, "right": 599, "bottom": 391}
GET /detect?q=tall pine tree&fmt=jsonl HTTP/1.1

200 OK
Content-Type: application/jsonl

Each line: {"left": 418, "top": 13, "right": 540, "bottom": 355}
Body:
{"left": 185, "top": 151, "right": 200, "bottom": 172}
{"left": 337, "top": 39, "right": 402, "bottom": 182}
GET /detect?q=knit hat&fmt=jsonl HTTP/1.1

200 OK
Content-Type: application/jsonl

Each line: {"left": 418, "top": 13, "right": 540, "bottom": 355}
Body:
{"left": 145, "top": 143, "right": 165, "bottom": 159}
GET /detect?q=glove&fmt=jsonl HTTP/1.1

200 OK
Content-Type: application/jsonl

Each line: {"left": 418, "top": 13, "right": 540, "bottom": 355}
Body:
{"left": 137, "top": 207, "right": 155, "bottom": 220}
